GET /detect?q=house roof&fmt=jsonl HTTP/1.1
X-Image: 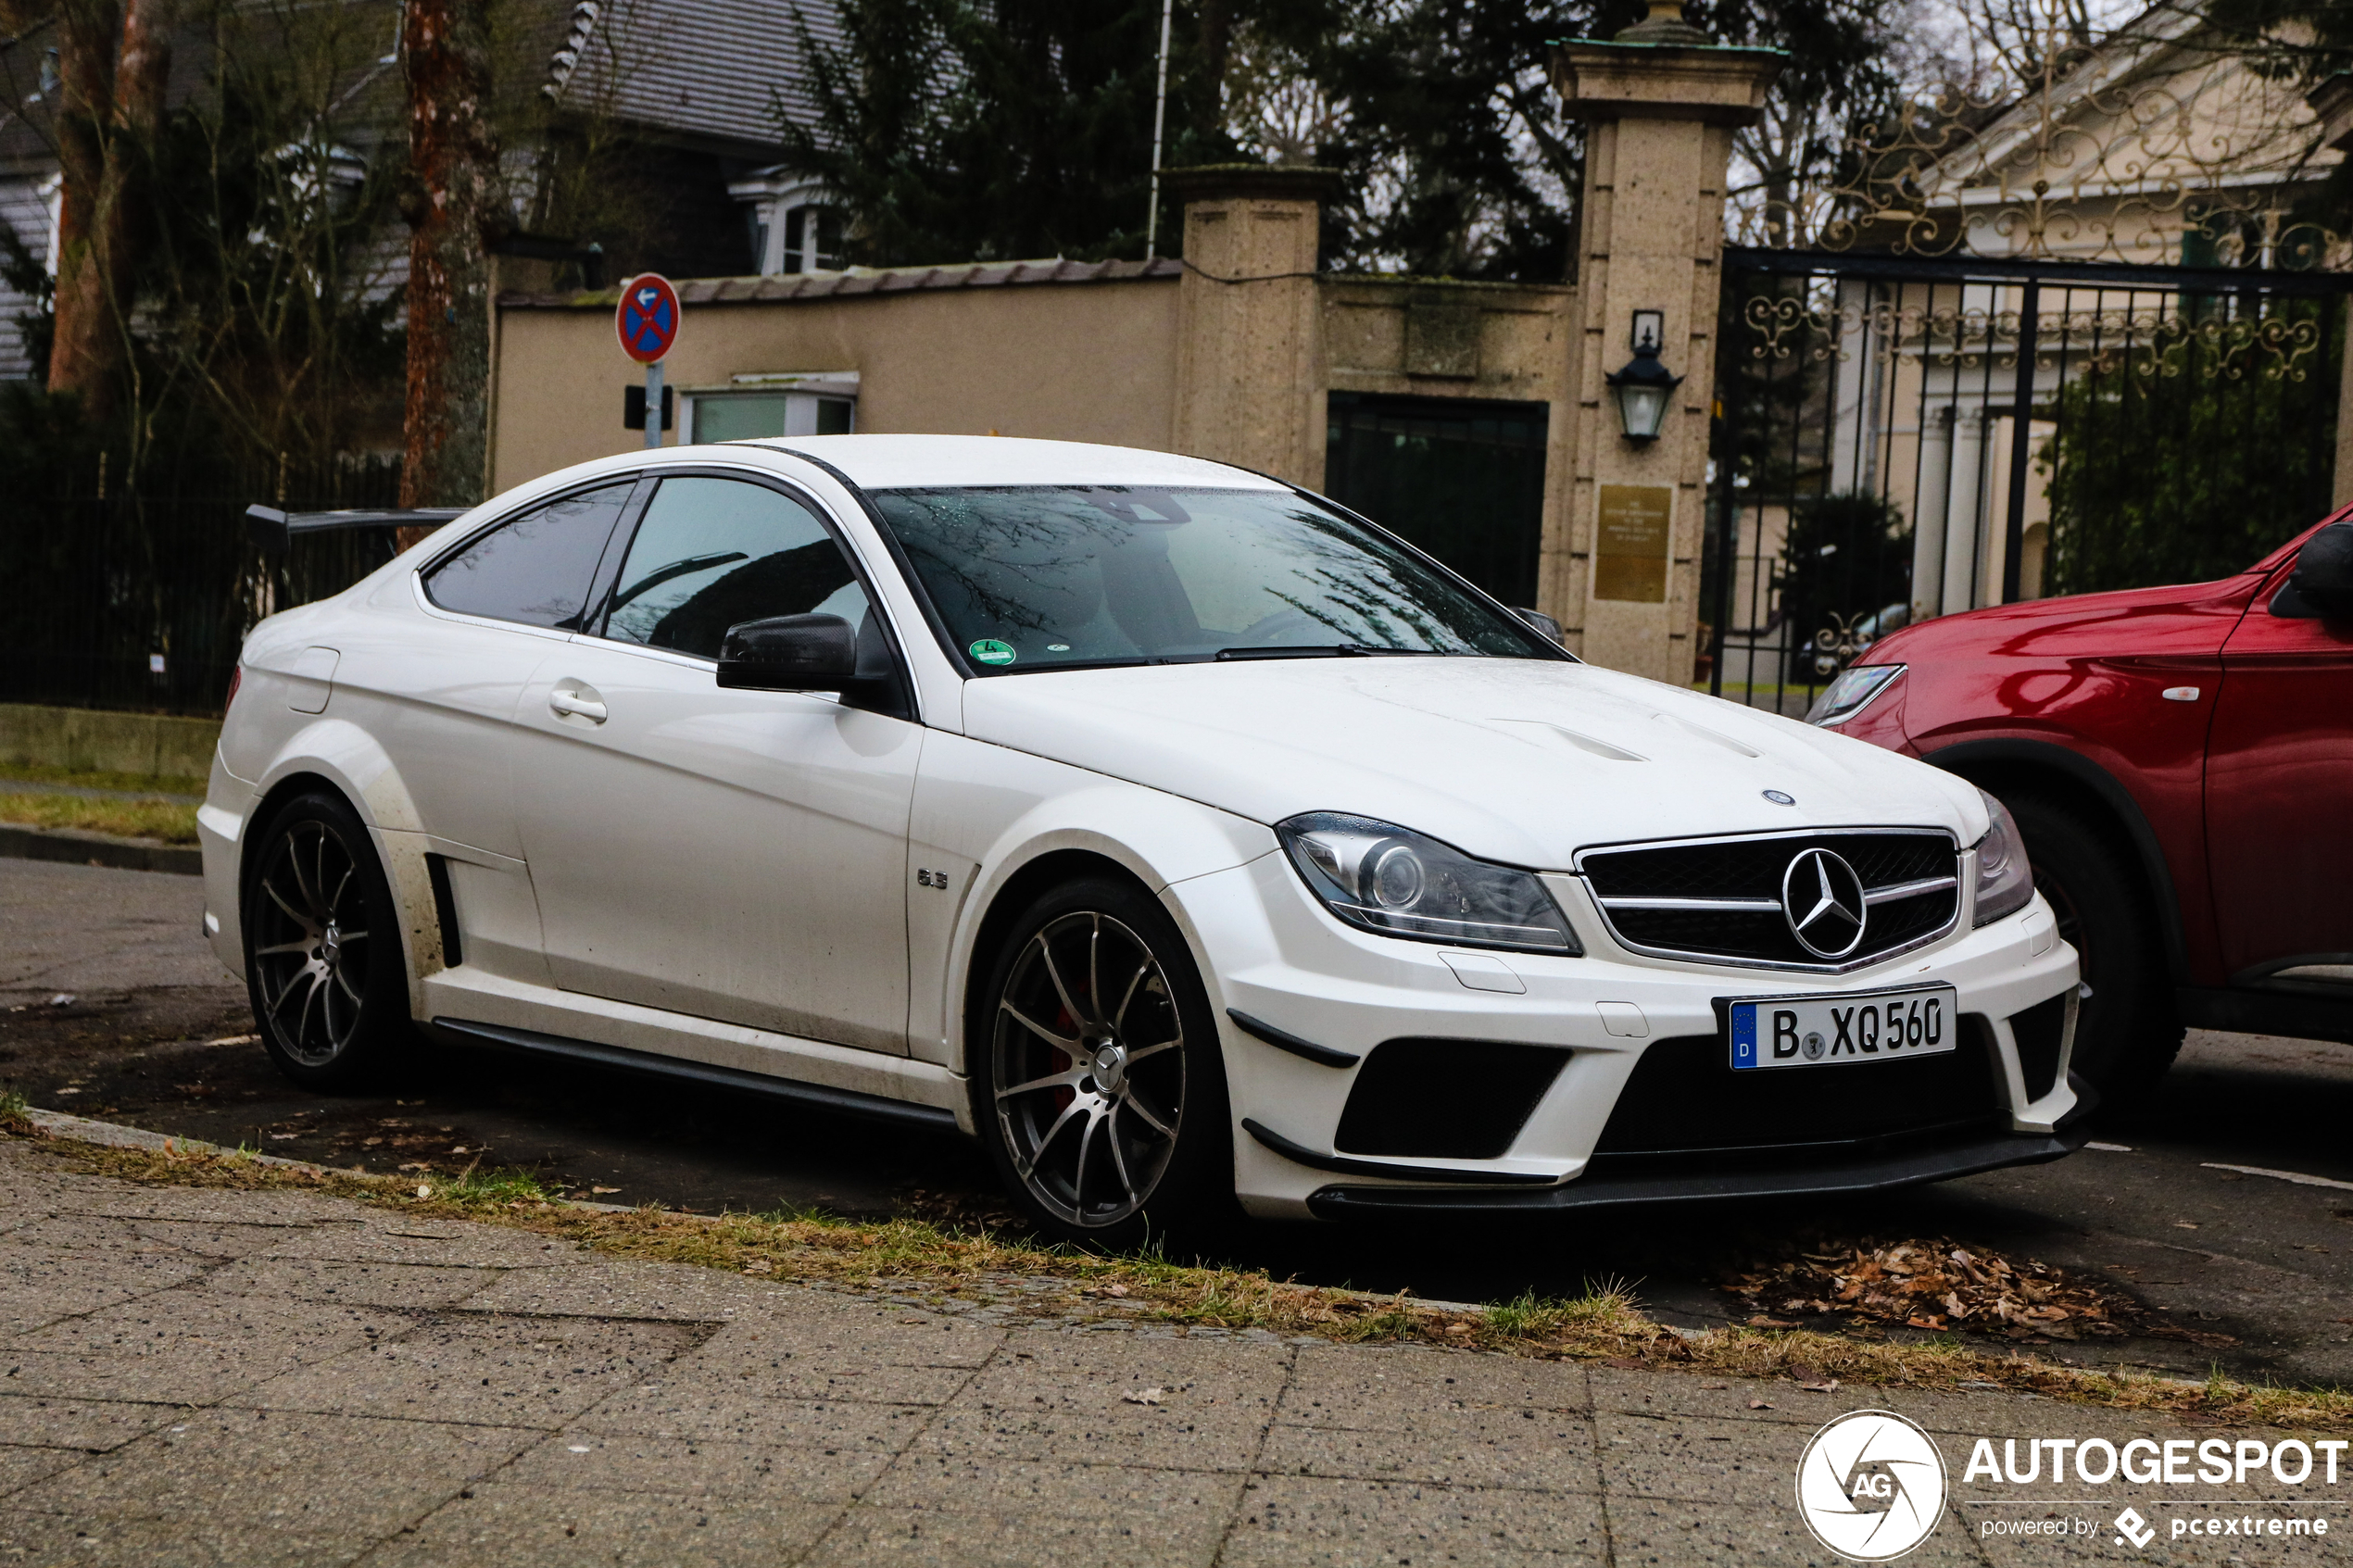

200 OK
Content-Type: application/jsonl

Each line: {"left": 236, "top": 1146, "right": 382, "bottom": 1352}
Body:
{"left": 0, "top": 0, "right": 834, "bottom": 175}
{"left": 502, "top": 256, "right": 1183, "bottom": 308}
{"left": 542, "top": 0, "right": 839, "bottom": 154}
{"left": 1911, "top": 6, "right": 2339, "bottom": 207}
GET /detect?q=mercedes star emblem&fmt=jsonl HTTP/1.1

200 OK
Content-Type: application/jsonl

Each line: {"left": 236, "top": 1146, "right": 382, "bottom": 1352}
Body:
{"left": 1781, "top": 847, "right": 1867, "bottom": 960}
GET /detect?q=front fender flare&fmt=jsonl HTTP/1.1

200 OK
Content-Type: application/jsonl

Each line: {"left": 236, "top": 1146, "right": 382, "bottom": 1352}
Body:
{"left": 1920, "top": 735, "right": 2188, "bottom": 983}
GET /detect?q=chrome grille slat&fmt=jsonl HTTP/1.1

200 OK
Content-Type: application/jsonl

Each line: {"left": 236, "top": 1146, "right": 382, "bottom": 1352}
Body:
{"left": 1576, "top": 828, "right": 1960, "bottom": 973}
{"left": 1862, "top": 874, "right": 1957, "bottom": 907}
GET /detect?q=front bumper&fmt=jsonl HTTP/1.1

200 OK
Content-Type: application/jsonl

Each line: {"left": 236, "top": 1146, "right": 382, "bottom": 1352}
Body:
{"left": 1302, "top": 1076, "right": 2096, "bottom": 1216}
{"left": 1176, "top": 852, "right": 2084, "bottom": 1220}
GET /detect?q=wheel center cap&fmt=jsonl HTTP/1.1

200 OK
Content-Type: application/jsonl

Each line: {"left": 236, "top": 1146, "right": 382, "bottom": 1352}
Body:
{"left": 1091, "top": 1045, "right": 1125, "bottom": 1092}
{"left": 320, "top": 925, "right": 341, "bottom": 964}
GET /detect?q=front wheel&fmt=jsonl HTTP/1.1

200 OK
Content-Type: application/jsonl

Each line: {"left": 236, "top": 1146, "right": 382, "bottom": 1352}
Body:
{"left": 2003, "top": 791, "right": 2183, "bottom": 1103}
{"left": 243, "top": 791, "right": 412, "bottom": 1091}
{"left": 973, "top": 878, "right": 1232, "bottom": 1249}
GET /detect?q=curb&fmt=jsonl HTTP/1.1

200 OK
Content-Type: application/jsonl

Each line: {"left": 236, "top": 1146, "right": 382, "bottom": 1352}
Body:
{"left": 22, "top": 1107, "right": 652, "bottom": 1215}
{"left": 0, "top": 822, "right": 201, "bottom": 875}
{"left": 15, "top": 1109, "right": 1504, "bottom": 1313}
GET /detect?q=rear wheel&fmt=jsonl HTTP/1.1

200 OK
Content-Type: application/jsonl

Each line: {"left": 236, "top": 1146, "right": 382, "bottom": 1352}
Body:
{"left": 243, "top": 792, "right": 411, "bottom": 1091}
{"left": 974, "top": 877, "right": 1232, "bottom": 1249}
{"left": 2002, "top": 791, "right": 2183, "bottom": 1102}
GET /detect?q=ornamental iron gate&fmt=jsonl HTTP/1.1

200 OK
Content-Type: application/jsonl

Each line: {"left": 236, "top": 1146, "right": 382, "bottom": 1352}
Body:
{"left": 1704, "top": 247, "right": 2350, "bottom": 715}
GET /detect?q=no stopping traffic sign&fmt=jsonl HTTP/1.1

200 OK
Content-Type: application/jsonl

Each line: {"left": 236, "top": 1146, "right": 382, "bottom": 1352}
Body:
{"left": 616, "top": 275, "right": 681, "bottom": 363}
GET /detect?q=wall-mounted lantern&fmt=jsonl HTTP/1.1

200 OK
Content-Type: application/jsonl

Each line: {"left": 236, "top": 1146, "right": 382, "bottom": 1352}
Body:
{"left": 1605, "top": 308, "right": 1681, "bottom": 443}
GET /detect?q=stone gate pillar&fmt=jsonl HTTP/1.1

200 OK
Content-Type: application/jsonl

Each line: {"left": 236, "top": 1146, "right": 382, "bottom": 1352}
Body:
{"left": 1166, "top": 165, "right": 1340, "bottom": 488}
{"left": 1554, "top": 5, "right": 1780, "bottom": 683}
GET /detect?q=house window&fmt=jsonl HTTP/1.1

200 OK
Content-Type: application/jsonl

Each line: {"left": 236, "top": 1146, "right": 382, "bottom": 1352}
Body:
{"left": 779, "top": 204, "right": 843, "bottom": 274}
{"left": 689, "top": 392, "right": 855, "bottom": 443}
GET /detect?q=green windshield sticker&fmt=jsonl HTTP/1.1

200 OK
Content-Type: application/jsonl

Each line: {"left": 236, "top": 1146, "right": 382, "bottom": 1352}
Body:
{"left": 969, "top": 639, "right": 1017, "bottom": 666}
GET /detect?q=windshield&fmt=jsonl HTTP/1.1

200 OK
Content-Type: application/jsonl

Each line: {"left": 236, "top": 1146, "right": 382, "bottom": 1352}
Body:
{"left": 868, "top": 485, "right": 1557, "bottom": 672}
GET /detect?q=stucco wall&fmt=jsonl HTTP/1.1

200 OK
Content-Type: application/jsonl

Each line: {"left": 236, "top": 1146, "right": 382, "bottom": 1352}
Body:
{"left": 490, "top": 279, "right": 1183, "bottom": 493}
{"left": 1320, "top": 277, "right": 1579, "bottom": 632}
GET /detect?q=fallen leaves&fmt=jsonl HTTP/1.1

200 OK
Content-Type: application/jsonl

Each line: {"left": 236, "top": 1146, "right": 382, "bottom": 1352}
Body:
{"left": 1789, "top": 1364, "right": 1841, "bottom": 1393}
{"left": 1724, "top": 1235, "right": 2238, "bottom": 1348}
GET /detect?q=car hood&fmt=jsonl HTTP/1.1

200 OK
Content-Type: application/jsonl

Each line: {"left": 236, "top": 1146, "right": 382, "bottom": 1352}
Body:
{"left": 960, "top": 657, "right": 1987, "bottom": 870}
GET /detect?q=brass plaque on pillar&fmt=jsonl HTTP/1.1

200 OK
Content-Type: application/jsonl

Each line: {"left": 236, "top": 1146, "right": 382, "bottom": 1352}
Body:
{"left": 1593, "top": 485, "right": 1672, "bottom": 603}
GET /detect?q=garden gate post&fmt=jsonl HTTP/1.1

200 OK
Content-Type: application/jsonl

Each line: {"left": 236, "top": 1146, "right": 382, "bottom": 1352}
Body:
{"left": 1554, "top": 4, "right": 1780, "bottom": 682}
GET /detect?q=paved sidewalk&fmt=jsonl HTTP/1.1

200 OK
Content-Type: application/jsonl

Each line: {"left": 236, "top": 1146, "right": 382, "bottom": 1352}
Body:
{"left": 0, "top": 1137, "right": 2345, "bottom": 1566}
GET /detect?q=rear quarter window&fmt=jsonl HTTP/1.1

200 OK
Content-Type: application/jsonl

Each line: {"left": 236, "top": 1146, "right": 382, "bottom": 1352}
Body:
{"left": 423, "top": 483, "right": 635, "bottom": 629}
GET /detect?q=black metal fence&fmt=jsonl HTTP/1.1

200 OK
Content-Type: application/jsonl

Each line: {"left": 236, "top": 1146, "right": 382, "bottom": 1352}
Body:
{"left": 0, "top": 458, "right": 403, "bottom": 718}
{"left": 1705, "top": 247, "right": 2350, "bottom": 714}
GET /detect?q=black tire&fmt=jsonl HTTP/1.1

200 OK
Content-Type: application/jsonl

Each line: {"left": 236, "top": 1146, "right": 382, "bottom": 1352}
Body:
{"left": 242, "top": 791, "right": 413, "bottom": 1092}
{"left": 2002, "top": 791, "right": 2183, "bottom": 1102}
{"left": 970, "top": 876, "right": 1234, "bottom": 1250}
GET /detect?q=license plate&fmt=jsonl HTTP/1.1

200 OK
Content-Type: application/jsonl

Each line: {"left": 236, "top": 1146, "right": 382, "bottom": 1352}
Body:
{"left": 1728, "top": 985, "right": 1958, "bottom": 1071}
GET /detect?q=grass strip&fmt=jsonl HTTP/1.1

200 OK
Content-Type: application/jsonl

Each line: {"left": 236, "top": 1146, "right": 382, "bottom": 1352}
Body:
{"left": 2, "top": 1108, "right": 2344, "bottom": 1431}
{"left": 0, "top": 763, "right": 208, "bottom": 797}
{"left": 0, "top": 792, "right": 200, "bottom": 844}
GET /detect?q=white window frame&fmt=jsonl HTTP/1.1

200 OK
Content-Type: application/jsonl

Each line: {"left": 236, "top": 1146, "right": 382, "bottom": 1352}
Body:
{"left": 680, "top": 371, "right": 861, "bottom": 444}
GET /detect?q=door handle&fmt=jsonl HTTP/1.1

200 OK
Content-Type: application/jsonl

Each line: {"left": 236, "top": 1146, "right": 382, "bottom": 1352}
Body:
{"left": 548, "top": 686, "right": 608, "bottom": 723}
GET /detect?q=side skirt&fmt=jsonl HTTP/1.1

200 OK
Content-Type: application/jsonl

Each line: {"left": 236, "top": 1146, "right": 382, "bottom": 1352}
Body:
{"left": 432, "top": 1016, "right": 964, "bottom": 1135}
{"left": 2178, "top": 986, "right": 2353, "bottom": 1047}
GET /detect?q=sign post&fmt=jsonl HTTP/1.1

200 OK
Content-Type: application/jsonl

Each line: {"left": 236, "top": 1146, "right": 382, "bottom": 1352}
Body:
{"left": 616, "top": 274, "right": 681, "bottom": 448}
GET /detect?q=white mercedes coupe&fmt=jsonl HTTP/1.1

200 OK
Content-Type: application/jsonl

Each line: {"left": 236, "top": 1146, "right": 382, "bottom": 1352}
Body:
{"left": 201, "top": 436, "right": 2085, "bottom": 1244}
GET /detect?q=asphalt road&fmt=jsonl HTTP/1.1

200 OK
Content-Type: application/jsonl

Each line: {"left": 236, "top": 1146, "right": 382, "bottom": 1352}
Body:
{"left": 6, "top": 855, "right": 2349, "bottom": 1391}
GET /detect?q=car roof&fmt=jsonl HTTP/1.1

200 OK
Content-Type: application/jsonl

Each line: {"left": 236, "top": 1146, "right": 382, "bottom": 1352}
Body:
{"left": 726, "top": 434, "right": 1290, "bottom": 493}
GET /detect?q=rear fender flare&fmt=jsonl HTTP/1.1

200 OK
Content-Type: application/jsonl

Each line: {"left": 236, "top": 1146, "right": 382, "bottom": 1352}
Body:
{"left": 245, "top": 721, "right": 440, "bottom": 1008}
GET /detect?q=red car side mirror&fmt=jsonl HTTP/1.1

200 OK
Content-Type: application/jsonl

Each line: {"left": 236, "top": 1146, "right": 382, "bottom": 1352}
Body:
{"left": 2271, "top": 522, "right": 2353, "bottom": 621}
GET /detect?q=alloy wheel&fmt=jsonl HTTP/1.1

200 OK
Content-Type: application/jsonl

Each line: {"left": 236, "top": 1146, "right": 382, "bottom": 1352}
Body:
{"left": 990, "top": 910, "right": 1187, "bottom": 1230}
{"left": 251, "top": 818, "right": 375, "bottom": 1068}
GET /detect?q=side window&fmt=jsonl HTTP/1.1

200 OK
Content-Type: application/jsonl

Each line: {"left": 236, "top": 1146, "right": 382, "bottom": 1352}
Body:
{"left": 601, "top": 477, "right": 868, "bottom": 659}
{"left": 423, "top": 483, "right": 635, "bottom": 629}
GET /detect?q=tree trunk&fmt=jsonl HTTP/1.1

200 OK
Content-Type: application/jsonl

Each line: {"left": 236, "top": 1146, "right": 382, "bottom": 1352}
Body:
{"left": 1197, "top": 0, "right": 1231, "bottom": 143}
{"left": 47, "top": 0, "right": 122, "bottom": 421}
{"left": 43, "top": 0, "right": 170, "bottom": 429}
{"left": 399, "top": 0, "right": 501, "bottom": 526}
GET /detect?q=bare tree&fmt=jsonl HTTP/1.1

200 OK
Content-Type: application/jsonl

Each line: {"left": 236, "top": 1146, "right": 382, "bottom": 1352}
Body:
{"left": 399, "top": 0, "right": 501, "bottom": 522}
{"left": 6, "top": 0, "right": 176, "bottom": 426}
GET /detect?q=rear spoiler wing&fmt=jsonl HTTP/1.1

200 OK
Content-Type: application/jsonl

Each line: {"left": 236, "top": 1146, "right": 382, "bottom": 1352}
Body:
{"left": 245, "top": 504, "right": 468, "bottom": 556}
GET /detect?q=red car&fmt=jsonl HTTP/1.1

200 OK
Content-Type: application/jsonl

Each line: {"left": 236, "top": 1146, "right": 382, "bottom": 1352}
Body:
{"left": 1806, "top": 508, "right": 2353, "bottom": 1098}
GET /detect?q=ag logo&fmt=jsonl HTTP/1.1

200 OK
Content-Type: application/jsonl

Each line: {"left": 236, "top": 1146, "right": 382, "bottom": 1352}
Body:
{"left": 1794, "top": 1410, "right": 1947, "bottom": 1562}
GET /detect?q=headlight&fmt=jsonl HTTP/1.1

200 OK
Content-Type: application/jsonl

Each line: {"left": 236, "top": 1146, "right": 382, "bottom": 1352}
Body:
{"left": 1805, "top": 663, "right": 1904, "bottom": 725}
{"left": 1970, "top": 788, "right": 2034, "bottom": 926}
{"left": 1277, "top": 812, "right": 1580, "bottom": 954}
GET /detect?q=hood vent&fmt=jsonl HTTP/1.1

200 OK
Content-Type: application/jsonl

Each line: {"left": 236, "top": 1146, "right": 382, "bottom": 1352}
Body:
{"left": 1652, "top": 711, "right": 1761, "bottom": 759}
{"left": 1490, "top": 720, "right": 1647, "bottom": 762}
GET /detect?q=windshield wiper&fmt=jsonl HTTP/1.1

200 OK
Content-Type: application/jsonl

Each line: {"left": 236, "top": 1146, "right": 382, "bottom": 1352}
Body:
{"left": 1214, "top": 644, "right": 1432, "bottom": 661}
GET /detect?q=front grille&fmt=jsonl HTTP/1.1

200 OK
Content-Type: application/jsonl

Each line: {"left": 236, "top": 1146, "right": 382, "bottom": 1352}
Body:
{"left": 1579, "top": 829, "right": 1958, "bottom": 971}
{"left": 1590, "top": 1028, "right": 2004, "bottom": 1172}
